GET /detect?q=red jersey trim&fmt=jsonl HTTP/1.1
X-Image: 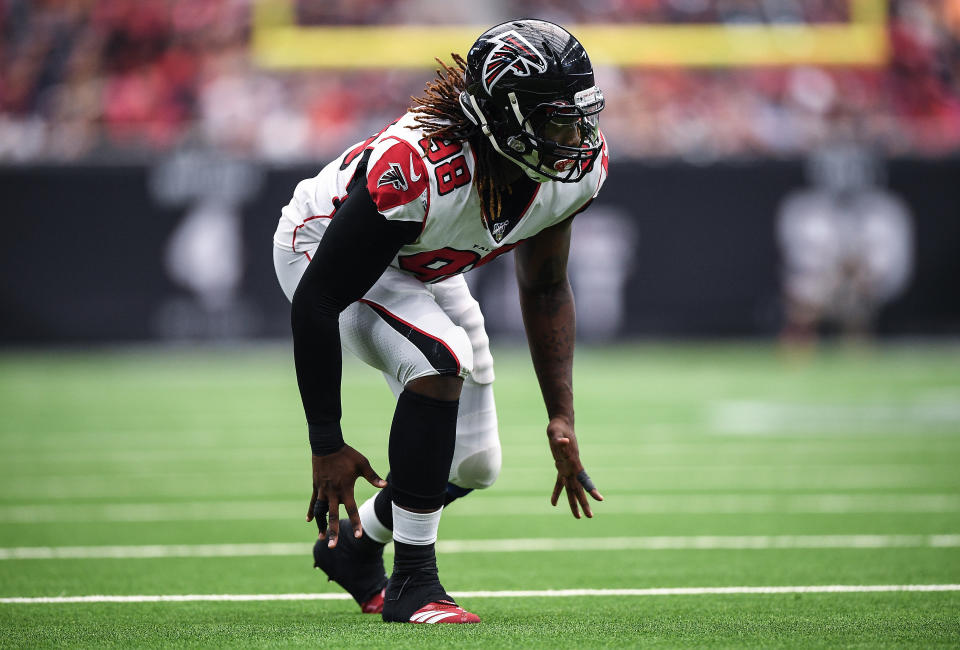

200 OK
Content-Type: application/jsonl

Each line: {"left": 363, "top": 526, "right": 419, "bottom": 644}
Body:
{"left": 292, "top": 215, "right": 330, "bottom": 253}
{"left": 291, "top": 192, "right": 348, "bottom": 252}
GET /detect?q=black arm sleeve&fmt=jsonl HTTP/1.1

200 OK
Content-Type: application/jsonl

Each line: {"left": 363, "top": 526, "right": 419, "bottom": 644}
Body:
{"left": 290, "top": 182, "right": 421, "bottom": 455}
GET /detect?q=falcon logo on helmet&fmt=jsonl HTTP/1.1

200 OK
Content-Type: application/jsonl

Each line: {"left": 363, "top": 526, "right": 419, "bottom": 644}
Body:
{"left": 482, "top": 30, "right": 548, "bottom": 94}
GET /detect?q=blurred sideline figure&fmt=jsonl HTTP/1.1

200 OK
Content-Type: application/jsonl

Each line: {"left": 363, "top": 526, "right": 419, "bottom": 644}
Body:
{"left": 776, "top": 147, "right": 914, "bottom": 346}
{"left": 272, "top": 20, "right": 607, "bottom": 624}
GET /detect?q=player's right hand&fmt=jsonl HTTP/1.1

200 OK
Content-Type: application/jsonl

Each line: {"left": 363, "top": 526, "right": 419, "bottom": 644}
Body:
{"left": 546, "top": 417, "right": 604, "bottom": 519}
{"left": 307, "top": 445, "right": 386, "bottom": 548}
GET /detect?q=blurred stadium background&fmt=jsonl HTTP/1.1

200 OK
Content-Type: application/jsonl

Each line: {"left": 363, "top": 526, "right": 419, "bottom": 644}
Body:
{"left": 2, "top": 1, "right": 960, "bottom": 645}
{"left": 1, "top": 0, "right": 958, "bottom": 343}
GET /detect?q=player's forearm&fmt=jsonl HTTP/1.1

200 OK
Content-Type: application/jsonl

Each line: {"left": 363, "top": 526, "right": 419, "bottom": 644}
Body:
{"left": 519, "top": 278, "right": 576, "bottom": 424}
{"left": 291, "top": 286, "right": 346, "bottom": 456}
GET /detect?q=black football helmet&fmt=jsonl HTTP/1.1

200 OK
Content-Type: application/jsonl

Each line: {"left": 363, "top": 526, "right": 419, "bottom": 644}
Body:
{"left": 459, "top": 19, "right": 605, "bottom": 183}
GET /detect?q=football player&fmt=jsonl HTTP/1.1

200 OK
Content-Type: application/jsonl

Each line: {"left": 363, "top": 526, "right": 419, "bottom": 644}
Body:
{"left": 273, "top": 19, "right": 608, "bottom": 624}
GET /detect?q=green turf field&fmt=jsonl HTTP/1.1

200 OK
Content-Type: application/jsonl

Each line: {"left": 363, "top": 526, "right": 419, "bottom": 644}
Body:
{"left": 1, "top": 342, "right": 959, "bottom": 647}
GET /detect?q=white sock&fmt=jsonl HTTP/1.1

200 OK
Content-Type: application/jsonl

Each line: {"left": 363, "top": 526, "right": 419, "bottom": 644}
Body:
{"left": 358, "top": 495, "right": 392, "bottom": 545}
{"left": 392, "top": 503, "right": 443, "bottom": 546}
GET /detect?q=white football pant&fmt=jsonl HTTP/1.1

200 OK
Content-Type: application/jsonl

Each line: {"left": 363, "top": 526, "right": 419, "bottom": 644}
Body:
{"left": 273, "top": 244, "right": 501, "bottom": 491}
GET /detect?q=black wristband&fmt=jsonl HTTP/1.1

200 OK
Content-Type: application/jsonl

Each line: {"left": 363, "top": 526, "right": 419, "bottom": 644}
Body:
{"left": 308, "top": 421, "right": 345, "bottom": 456}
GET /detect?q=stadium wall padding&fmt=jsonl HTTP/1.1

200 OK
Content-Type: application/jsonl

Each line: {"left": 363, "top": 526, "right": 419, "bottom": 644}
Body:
{"left": 1, "top": 157, "right": 957, "bottom": 343}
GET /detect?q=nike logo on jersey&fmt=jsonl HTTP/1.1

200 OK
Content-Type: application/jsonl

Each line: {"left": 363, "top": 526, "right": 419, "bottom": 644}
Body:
{"left": 409, "top": 154, "right": 422, "bottom": 182}
{"left": 377, "top": 162, "right": 408, "bottom": 192}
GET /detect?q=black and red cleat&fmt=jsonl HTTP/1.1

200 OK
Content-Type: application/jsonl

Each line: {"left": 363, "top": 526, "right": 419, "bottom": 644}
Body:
{"left": 407, "top": 600, "right": 481, "bottom": 624}
{"left": 360, "top": 588, "right": 385, "bottom": 614}
{"left": 312, "top": 520, "right": 387, "bottom": 614}
{"left": 382, "top": 569, "right": 480, "bottom": 623}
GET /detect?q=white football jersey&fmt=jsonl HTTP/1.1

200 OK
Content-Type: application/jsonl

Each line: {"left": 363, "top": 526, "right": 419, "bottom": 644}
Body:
{"left": 274, "top": 112, "right": 609, "bottom": 284}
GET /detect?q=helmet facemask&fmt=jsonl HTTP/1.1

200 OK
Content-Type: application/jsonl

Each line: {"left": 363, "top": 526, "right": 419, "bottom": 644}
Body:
{"left": 461, "top": 85, "right": 604, "bottom": 183}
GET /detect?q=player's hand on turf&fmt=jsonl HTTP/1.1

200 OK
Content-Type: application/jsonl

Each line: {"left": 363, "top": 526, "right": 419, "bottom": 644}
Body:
{"left": 307, "top": 445, "right": 387, "bottom": 548}
{"left": 547, "top": 417, "right": 603, "bottom": 519}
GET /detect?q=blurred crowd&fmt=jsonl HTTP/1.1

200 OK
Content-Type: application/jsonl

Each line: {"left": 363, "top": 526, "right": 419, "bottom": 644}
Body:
{"left": 1, "top": 0, "right": 958, "bottom": 162}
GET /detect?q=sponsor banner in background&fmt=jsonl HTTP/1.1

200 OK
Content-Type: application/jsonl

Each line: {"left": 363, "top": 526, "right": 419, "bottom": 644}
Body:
{"left": 1, "top": 156, "right": 958, "bottom": 343}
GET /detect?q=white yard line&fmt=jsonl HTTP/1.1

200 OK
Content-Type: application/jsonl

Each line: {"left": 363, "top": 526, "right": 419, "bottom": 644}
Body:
{"left": 2, "top": 534, "right": 959, "bottom": 560}
{"left": 3, "top": 584, "right": 959, "bottom": 604}
{"left": 3, "top": 494, "right": 959, "bottom": 523}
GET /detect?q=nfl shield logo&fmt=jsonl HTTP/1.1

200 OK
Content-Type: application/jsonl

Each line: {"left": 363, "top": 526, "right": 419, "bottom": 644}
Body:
{"left": 491, "top": 220, "right": 509, "bottom": 242}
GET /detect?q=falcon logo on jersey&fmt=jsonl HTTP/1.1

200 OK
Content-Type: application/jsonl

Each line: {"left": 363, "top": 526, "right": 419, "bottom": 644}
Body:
{"left": 482, "top": 30, "right": 548, "bottom": 94}
{"left": 367, "top": 141, "right": 429, "bottom": 217}
{"left": 377, "top": 162, "right": 408, "bottom": 192}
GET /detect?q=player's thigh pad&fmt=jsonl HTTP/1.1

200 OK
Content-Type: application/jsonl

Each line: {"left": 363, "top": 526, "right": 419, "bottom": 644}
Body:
{"left": 275, "top": 245, "right": 473, "bottom": 383}
{"left": 341, "top": 268, "right": 474, "bottom": 385}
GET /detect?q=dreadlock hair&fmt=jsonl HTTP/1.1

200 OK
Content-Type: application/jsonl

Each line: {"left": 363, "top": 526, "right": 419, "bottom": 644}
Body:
{"left": 409, "top": 54, "right": 514, "bottom": 221}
